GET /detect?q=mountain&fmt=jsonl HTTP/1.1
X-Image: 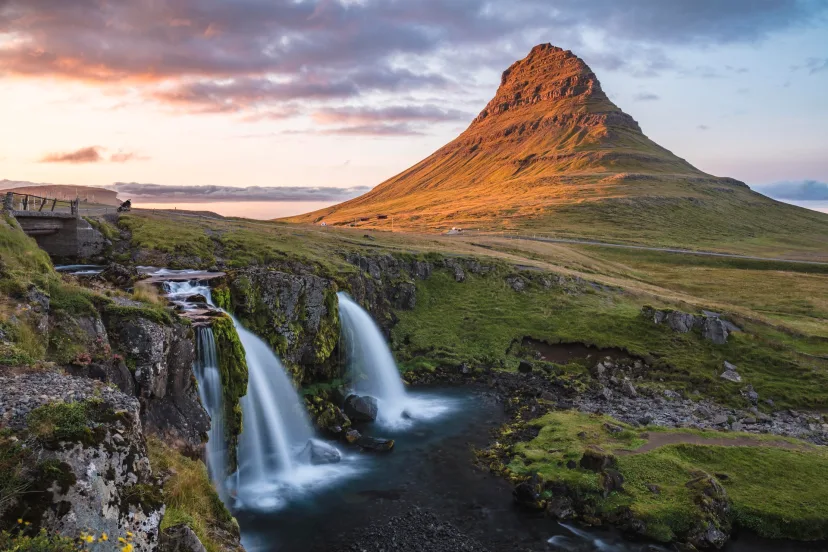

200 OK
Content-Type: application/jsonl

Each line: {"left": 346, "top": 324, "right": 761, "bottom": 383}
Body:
{"left": 0, "top": 180, "right": 122, "bottom": 206}
{"left": 287, "top": 44, "right": 828, "bottom": 258}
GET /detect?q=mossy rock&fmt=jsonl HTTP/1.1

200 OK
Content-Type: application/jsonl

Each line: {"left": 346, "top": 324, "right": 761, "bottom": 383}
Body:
{"left": 212, "top": 314, "right": 248, "bottom": 474}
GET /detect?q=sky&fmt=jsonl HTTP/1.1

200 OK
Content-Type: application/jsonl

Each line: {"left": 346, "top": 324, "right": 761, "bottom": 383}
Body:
{"left": 1, "top": 0, "right": 827, "bottom": 217}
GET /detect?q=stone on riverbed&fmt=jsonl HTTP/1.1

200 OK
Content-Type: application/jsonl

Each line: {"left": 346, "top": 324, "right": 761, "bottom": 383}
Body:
{"left": 297, "top": 439, "right": 342, "bottom": 465}
{"left": 357, "top": 435, "right": 395, "bottom": 452}
{"left": 344, "top": 394, "right": 379, "bottom": 422}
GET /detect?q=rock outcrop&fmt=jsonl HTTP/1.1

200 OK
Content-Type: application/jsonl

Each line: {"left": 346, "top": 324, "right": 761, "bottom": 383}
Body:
{"left": 0, "top": 371, "right": 164, "bottom": 550}
{"left": 641, "top": 306, "right": 739, "bottom": 345}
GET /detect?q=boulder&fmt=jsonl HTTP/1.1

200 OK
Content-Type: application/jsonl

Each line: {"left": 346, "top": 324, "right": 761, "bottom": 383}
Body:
{"left": 344, "top": 394, "right": 379, "bottom": 422}
{"left": 357, "top": 436, "right": 394, "bottom": 452}
{"left": 345, "top": 429, "right": 361, "bottom": 444}
{"left": 513, "top": 475, "right": 543, "bottom": 510}
{"left": 702, "top": 318, "right": 729, "bottom": 345}
{"left": 297, "top": 439, "right": 342, "bottom": 465}
{"left": 579, "top": 446, "right": 617, "bottom": 472}
{"left": 600, "top": 469, "right": 625, "bottom": 497}
{"left": 546, "top": 496, "right": 575, "bottom": 519}
{"left": 620, "top": 379, "right": 637, "bottom": 398}
{"left": 720, "top": 362, "right": 742, "bottom": 383}
{"left": 159, "top": 524, "right": 208, "bottom": 552}
{"left": 100, "top": 262, "right": 139, "bottom": 287}
{"left": 518, "top": 360, "right": 534, "bottom": 373}
{"left": 741, "top": 384, "right": 759, "bottom": 404}
{"left": 506, "top": 275, "right": 527, "bottom": 292}
{"left": 684, "top": 472, "right": 732, "bottom": 549}
{"left": 315, "top": 403, "right": 351, "bottom": 435}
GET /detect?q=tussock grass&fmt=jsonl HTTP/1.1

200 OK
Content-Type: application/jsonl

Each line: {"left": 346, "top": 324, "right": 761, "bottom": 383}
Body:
{"left": 147, "top": 438, "right": 239, "bottom": 552}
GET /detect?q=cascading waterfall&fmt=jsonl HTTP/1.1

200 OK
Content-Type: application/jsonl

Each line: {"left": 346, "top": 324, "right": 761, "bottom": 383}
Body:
{"left": 337, "top": 291, "right": 453, "bottom": 428}
{"left": 193, "top": 326, "right": 227, "bottom": 493}
{"left": 164, "top": 279, "right": 353, "bottom": 512}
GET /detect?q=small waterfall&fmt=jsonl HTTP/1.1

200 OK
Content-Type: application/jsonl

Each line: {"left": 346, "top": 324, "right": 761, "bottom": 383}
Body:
{"left": 337, "top": 292, "right": 410, "bottom": 424}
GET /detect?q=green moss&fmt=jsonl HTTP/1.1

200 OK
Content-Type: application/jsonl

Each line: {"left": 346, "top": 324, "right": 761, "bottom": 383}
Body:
{"left": 101, "top": 302, "right": 175, "bottom": 326}
{"left": 212, "top": 315, "right": 248, "bottom": 474}
{"left": 212, "top": 283, "right": 232, "bottom": 312}
{"left": 26, "top": 399, "right": 111, "bottom": 448}
{"left": 312, "top": 288, "right": 340, "bottom": 364}
{"left": 122, "top": 482, "right": 164, "bottom": 514}
{"left": 506, "top": 410, "right": 828, "bottom": 542}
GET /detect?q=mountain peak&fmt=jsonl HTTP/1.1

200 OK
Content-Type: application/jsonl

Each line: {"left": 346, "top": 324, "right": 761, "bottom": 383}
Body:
{"left": 473, "top": 43, "right": 610, "bottom": 126}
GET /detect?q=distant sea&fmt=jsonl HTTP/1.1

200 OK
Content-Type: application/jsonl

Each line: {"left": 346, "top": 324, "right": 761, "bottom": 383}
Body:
{"left": 136, "top": 200, "right": 337, "bottom": 220}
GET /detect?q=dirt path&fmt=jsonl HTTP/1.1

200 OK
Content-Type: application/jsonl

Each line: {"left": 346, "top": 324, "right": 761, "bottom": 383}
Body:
{"left": 478, "top": 234, "right": 828, "bottom": 266}
{"left": 617, "top": 432, "right": 808, "bottom": 455}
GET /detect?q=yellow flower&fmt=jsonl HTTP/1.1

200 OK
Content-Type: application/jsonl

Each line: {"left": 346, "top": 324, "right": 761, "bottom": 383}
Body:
{"left": 126, "top": 531, "right": 134, "bottom": 538}
{"left": 84, "top": 534, "right": 96, "bottom": 543}
{"left": 121, "top": 544, "right": 134, "bottom": 552}
{"left": 119, "top": 537, "right": 127, "bottom": 543}
{"left": 24, "top": 521, "right": 31, "bottom": 526}
{"left": 100, "top": 532, "right": 108, "bottom": 541}
{"left": 17, "top": 518, "right": 22, "bottom": 524}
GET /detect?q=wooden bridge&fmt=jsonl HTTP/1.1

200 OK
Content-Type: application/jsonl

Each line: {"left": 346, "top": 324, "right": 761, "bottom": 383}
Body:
{"left": 3, "top": 191, "right": 107, "bottom": 259}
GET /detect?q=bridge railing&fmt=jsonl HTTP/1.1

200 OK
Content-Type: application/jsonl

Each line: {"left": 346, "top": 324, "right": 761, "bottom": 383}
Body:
{"left": 4, "top": 191, "right": 79, "bottom": 215}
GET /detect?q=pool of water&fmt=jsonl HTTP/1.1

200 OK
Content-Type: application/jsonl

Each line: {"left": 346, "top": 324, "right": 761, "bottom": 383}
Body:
{"left": 234, "top": 386, "right": 826, "bottom": 552}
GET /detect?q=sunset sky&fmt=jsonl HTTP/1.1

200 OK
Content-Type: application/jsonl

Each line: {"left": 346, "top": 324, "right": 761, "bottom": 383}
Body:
{"left": 1, "top": 0, "right": 827, "bottom": 217}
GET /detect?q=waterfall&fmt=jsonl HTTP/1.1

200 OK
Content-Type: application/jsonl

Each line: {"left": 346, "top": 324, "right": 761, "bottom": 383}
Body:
{"left": 337, "top": 292, "right": 410, "bottom": 424}
{"left": 164, "top": 278, "right": 351, "bottom": 512}
{"left": 193, "top": 327, "right": 227, "bottom": 491}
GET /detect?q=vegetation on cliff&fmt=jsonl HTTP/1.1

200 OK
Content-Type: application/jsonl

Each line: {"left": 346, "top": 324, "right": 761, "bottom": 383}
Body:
{"left": 211, "top": 314, "right": 248, "bottom": 474}
{"left": 148, "top": 438, "right": 241, "bottom": 552}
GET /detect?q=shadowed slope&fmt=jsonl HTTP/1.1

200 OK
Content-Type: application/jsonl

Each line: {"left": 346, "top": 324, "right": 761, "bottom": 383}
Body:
{"left": 287, "top": 44, "right": 828, "bottom": 258}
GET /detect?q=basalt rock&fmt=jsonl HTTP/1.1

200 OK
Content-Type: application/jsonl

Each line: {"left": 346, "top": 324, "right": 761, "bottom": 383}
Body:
{"left": 297, "top": 439, "right": 342, "bottom": 465}
{"left": 159, "top": 524, "right": 209, "bottom": 552}
{"left": 104, "top": 314, "right": 209, "bottom": 453}
{"left": 357, "top": 436, "right": 394, "bottom": 452}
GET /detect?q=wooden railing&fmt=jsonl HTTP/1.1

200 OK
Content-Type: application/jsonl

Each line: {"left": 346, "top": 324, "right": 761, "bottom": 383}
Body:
{"left": 4, "top": 191, "right": 79, "bottom": 215}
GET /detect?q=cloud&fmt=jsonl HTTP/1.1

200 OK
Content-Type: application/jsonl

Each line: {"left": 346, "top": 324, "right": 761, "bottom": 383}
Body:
{"left": 319, "top": 123, "right": 425, "bottom": 137}
{"left": 633, "top": 92, "right": 659, "bottom": 102}
{"left": 40, "top": 146, "right": 103, "bottom": 163}
{"left": 805, "top": 58, "right": 828, "bottom": 74}
{"left": 109, "top": 182, "right": 372, "bottom": 202}
{"left": 755, "top": 180, "right": 828, "bottom": 201}
{"left": 1, "top": 0, "right": 823, "bottom": 123}
{"left": 39, "top": 146, "right": 147, "bottom": 164}
{"left": 313, "top": 105, "right": 471, "bottom": 126}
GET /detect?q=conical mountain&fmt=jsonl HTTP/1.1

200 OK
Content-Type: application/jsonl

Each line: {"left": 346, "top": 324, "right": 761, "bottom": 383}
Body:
{"left": 288, "top": 44, "right": 828, "bottom": 257}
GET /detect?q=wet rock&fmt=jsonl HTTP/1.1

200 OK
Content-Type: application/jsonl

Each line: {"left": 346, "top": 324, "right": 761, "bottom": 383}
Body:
{"left": 298, "top": 439, "right": 342, "bottom": 465}
{"left": 546, "top": 496, "right": 575, "bottom": 519}
{"left": 357, "top": 436, "right": 394, "bottom": 452}
{"left": 184, "top": 294, "right": 208, "bottom": 304}
{"left": 720, "top": 362, "right": 742, "bottom": 383}
{"left": 579, "top": 446, "right": 616, "bottom": 472}
{"left": 160, "top": 524, "right": 208, "bottom": 552}
{"left": 345, "top": 429, "right": 361, "bottom": 444}
{"left": 513, "top": 475, "right": 543, "bottom": 510}
{"left": 518, "top": 360, "right": 534, "bottom": 373}
{"left": 344, "top": 394, "right": 379, "bottom": 422}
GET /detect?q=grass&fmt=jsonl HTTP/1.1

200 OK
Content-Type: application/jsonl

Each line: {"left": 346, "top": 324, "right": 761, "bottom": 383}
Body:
{"left": 392, "top": 266, "right": 828, "bottom": 409}
{"left": 147, "top": 438, "right": 239, "bottom": 552}
{"left": 508, "top": 411, "right": 828, "bottom": 541}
